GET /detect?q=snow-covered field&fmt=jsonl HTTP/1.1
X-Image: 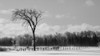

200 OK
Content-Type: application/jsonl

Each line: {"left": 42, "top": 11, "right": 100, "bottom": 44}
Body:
{"left": 0, "top": 47, "right": 100, "bottom": 56}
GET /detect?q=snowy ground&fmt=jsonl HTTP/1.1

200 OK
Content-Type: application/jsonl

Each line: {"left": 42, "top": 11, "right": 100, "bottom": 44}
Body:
{"left": 0, "top": 47, "right": 100, "bottom": 56}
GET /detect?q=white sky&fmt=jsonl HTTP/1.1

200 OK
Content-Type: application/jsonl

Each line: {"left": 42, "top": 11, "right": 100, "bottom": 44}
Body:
{"left": 0, "top": 0, "right": 100, "bottom": 37}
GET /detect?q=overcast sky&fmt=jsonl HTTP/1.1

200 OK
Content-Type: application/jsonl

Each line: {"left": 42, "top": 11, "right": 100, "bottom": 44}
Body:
{"left": 0, "top": 0, "right": 100, "bottom": 37}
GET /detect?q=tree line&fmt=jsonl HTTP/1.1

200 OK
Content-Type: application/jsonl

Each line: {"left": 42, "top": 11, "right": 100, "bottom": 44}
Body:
{"left": 0, "top": 30, "right": 100, "bottom": 46}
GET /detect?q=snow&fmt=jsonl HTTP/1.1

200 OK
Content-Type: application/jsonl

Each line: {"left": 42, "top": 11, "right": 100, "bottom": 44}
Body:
{"left": 0, "top": 47, "right": 100, "bottom": 56}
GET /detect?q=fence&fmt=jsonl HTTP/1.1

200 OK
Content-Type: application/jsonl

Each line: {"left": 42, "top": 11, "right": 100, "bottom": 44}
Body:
{"left": 0, "top": 46, "right": 93, "bottom": 51}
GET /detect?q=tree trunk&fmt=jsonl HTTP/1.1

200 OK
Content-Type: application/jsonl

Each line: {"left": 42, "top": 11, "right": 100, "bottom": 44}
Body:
{"left": 33, "top": 33, "right": 36, "bottom": 51}
{"left": 32, "top": 28, "right": 36, "bottom": 51}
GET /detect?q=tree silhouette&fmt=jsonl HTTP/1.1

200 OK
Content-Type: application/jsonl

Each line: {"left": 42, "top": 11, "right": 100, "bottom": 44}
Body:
{"left": 12, "top": 9, "right": 43, "bottom": 51}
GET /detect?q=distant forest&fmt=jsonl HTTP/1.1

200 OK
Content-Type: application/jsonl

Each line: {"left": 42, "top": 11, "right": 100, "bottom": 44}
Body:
{"left": 0, "top": 30, "right": 100, "bottom": 46}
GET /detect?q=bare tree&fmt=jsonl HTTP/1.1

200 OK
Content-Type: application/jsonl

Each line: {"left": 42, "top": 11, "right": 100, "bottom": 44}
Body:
{"left": 12, "top": 9, "right": 43, "bottom": 51}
